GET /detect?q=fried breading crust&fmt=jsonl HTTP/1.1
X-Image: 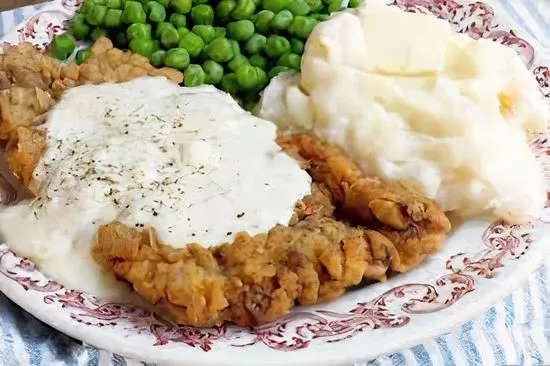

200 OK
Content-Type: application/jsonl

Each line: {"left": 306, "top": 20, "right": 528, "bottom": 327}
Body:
{"left": 92, "top": 184, "right": 398, "bottom": 327}
{"left": 5, "top": 126, "right": 46, "bottom": 187}
{"left": 278, "top": 133, "right": 452, "bottom": 272}
{"left": 92, "top": 135, "right": 451, "bottom": 327}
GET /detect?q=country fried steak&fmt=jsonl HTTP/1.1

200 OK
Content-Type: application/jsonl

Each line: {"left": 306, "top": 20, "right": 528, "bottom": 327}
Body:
{"left": 90, "top": 135, "right": 450, "bottom": 327}
{"left": 0, "top": 39, "right": 451, "bottom": 328}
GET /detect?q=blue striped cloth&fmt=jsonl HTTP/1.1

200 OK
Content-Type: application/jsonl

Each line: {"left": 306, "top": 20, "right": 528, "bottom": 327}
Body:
{"left": 1, "top": 1, "right": 550, "bottom": 365}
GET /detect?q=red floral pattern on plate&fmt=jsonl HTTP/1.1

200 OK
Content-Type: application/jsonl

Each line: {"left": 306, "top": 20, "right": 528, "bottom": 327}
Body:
{"left": 16, "top": 11, "right": 66, "bottom": 50}
{"left": 534, "top": 66, "right": 550, "bottom": 97}
{"left": 1, "top": 0, "right": 549, "bottom": 355}
{"left": 61, "top": 0, "right": 85, "bottom": 12}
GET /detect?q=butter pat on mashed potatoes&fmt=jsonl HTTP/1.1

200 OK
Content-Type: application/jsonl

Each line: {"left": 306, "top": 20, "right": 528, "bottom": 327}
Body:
{"left": 257, "top": 4, "right": 549, "bottom": 223}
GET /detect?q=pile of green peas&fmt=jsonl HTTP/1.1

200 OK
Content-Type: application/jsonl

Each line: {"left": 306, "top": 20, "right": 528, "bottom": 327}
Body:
{"left": 51, "top": 0, "right": 359, "bottom": 109}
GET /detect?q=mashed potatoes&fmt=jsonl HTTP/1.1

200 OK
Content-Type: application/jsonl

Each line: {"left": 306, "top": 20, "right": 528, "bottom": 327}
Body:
{"left": 257, "top": 4, "right": 549, "bottom": 223}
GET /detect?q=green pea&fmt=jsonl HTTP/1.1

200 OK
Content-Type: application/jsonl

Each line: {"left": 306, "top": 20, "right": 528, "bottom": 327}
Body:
{"left": 227, "top": 20, "right": 254, "bottom": 41}
{"left": 206, "top": 37, "right": 234, "bottom": 62}
{"left": 183, "top": 64, "right": 206, "bottom": 86}
{"left": 127, "top": 23, "right": 152, "bottom": 40}
{"left": 69, "top": 15, "right": 91, "bottom": 40}
{"left": 228, "top": 54, "right": 248, "bottom": 72}
{"left": 154, "top": 22, "right": 175, "bottom": 38}
{"left": 129, "top": 38, "right": 154, "bottom": 58}
{"left": 121, "top": 1, "right": 146, "bottom": 23}
{"left": 327, "top": 0, "right": 342, "bottom": 14}
{"left": 231, "top": 0, "right": 255, "bottom": 20}
{"left": 270, "top": 10, "right": 293, "bottom": 30}
{"left": 277, "top": 52, "right": 300, "bottom": 70}
{"left": 49, "top": 33, "right": 76, "bottom": 60}
{"left": 192, "top": 25, "right": 216, "bottom": 42}
{"left": 305, "top": 0, "right": 322, "bottom": 11}
{"left": 191, "top": 4, "right": 215, "bottom": 25}
{"left": 70, "top": 12, "right": 87, "bottom": 25}
{"left": 348, "top": 0, "right": 360, "bottom": 7}
{"left": 144, "top": 1, "right": 166, "bottom": 22}
{"left": 325, "top": 0, "right": 341, "bottom": 12}
{"left": 75, "top": 49, "right": 90, "bottom": 65}
{"left": 156, "top": 0, "right": 170, "bottom": 6}
{"left": 151, "top": 50, "right": 167, "bottom": 67}
{"left": 115, "top": 31, "right": 128, "bottom": 47}
{"left": 255, "top": 67, "right": 267, "bottom": 89}
{"left": 86, "top": 4, "right": 107, "bottom": 26}
{"left": 152, "top": 39, "right": 161, "bottom": 52}
{"left": 264, "top": 35, "right": 290, "bottom": 58}
{"left": 287, "top": 0, "right": 310, "bottom": 15}
{"left": 229, "top": 39, "right": 241, "bottom": 56}
{"left": 311, "top": 13, "right": 329, "bottom": 21}
{"left": 104, "top": 8, "right": 122, "bottom": 27}
{"left": 79, "top": 0, "right": 96, "bottom": 14}
{"left": 220, "top": 73, "right": 239, "bottom": 94}
{"left": 250, "top": 0, "right": 262, "bottom": 6}
{"left": 215, "top": 0, "right": 236, "bottom": 21}
{"left": 107, "top": 0, "right": 122, "bottom": 8}
{"left": 288, "top": 15, "right": 317, "bottom": 39}
{"left": 177, "top": 26, "right": 190, "bottom": 37}
{"left": 92, "top": 0, "right": 109, "bottom": 7}
{"left": 254, "top": 10, "right": 274, "bottom": 34}
{"left": 161, "top": 27, "right": 180, "bottom": 48}
{"left": 213, "top": 26, "right": 226, "bottom": 39}
{"left": 268, "top": 65, "right": 291, "bottom": 78}
{"left": 178, "top": 32, "right": 205, "bottom": 57}
{"left": 235, "top": 64, "right": 265, "bottom": 90}
{"left": 164, "top": 48, "right": 190, "bottom": 69}
{"left": 169, "top": 13, "right": 187, "bottom": 28}
{"left": 91, "top": 27, "right": 109, "bottom": 41}
{"left": 170, "top": 0, "right": 192, "bottom": 13}
{"left": 262, "top": 0, "right": 289, "bottom": 13}
{"left": 244, "top": 33, "right": 266, "bottom": 54}
{"left": 249, "top": 54, "right": 267, "bottom": 69}
{"left": 290, "top": 37, "right": 304, "bottom": 54}
{"left": 202, "top": 60, "right": 224, "bottom": 84}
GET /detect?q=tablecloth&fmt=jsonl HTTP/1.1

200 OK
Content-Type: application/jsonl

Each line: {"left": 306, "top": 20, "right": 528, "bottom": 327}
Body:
{"left": 1, "top": 1, "right": 550, "bottom": 365}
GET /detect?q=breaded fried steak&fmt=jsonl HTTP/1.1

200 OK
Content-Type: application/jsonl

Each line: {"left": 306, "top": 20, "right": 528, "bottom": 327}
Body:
{"left": 90, "top": 137, "right": 450, "bottom": 327}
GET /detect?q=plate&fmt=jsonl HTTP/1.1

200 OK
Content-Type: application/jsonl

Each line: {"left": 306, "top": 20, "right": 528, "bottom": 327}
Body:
{"left": 1, "top": 0, "right": 550, "bottom": 365}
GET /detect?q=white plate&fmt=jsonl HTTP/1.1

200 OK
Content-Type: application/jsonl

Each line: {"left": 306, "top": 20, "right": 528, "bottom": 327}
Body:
{"left": 1, "top": 0, "right": 550, "bottom": 365}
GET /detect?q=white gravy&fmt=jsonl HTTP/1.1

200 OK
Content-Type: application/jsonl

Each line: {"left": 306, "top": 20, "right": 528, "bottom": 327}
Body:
{"left": 0, "top": 77, "right": 311, "bottom": 298}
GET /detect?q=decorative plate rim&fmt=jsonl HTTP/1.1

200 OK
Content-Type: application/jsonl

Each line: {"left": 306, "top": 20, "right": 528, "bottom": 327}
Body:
{"left": 2, "top": 224, "right": 550, "bottom": 366}
{"left": 1, "top": 0, "right": 550, "bottom": 364}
